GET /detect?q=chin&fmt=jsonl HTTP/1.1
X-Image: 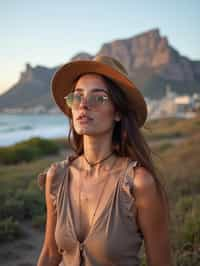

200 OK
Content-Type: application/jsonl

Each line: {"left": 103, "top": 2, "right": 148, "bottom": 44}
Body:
{"left": 75, "top": 127, "right": 94, "bottom": 135}
{"left": 77, "top": 127, "right": 105, "bottom": 137}
{"left": 74, "top": 124, "right": 113, "bottom": 137}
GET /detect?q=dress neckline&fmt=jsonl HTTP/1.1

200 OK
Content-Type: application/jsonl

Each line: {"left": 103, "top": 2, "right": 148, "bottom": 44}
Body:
{"left": 65, "top": 156, "right": 131, "bottom": 245}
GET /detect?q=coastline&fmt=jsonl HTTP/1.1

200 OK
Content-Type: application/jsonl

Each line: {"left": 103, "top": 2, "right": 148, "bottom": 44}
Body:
{"left": 0, "top": 113, "right": 69, "bottom": 147}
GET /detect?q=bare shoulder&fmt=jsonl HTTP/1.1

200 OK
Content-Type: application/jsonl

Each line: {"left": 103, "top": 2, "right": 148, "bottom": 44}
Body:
{"left": 132, "top": 166, "right": 164, "bottom": 207}
{"left": 134, "top": 166, "right": 156, "bottom": 191}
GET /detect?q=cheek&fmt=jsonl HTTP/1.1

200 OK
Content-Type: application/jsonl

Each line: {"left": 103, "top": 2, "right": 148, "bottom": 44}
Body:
{"left": 103, "top": 107, "right": 115, "bottom": 118}
{"left": 94, "top": 107, "right": 115, "bottom": 126}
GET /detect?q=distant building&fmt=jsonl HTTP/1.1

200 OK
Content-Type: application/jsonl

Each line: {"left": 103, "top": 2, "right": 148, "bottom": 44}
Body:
{"left": 146, "top": 85, "right": 199, "bottom": 120}
{"left": 174, "top": 95, "right": 193, "bottom": 113}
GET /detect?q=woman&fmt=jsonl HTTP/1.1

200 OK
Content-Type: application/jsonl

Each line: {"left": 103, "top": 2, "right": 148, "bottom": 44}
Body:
{"left": 37, "top": 56, "right": 173, "bottom": 266}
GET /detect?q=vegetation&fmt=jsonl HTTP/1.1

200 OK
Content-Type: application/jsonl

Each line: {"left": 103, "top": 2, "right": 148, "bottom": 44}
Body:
{"left": 0, "top": 217, "right": 24, "bottom": 242}
{"left": 0, "top": 137, "right": 61, "bottom": 165}
{"left": 0, "top": 115, "right": 200, "bottom": 265}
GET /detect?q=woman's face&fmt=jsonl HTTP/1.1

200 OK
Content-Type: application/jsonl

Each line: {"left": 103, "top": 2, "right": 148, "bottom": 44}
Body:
{"left": 71, "top": 73, "right": 120, "bottom": 137}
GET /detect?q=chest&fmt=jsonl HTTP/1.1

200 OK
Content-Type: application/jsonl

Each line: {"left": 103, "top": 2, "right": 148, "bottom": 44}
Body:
{"left": 68, "top": 169, "right": 115, "bottom": 243}
{"left": 54, "top": 166, "right": 142, "bottom": 264}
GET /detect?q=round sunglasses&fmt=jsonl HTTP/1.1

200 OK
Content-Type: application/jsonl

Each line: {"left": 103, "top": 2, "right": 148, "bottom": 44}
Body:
{"left": 64, "top": 92, "right": 110, "bottom": 110}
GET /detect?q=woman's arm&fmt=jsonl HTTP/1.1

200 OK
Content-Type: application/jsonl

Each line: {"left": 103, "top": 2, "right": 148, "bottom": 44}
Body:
{"left": 134, "top": 167, "right": 174, "bottom": 266}
{"left": 37, "top": 164, "right": 62, "bottom": 266}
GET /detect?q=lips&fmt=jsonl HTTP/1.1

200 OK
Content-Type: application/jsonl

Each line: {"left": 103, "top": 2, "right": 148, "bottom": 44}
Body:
{"left": 77, "top": 113, "right": 93, "bottom": 121}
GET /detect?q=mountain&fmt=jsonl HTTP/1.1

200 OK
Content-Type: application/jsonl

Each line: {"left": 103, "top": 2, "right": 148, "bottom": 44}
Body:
{"left": 0, "top": 64, "right": 57, "bottom": 110}
{"left": 95, "top": 29, "right": 200, "bottom": 99}
{"left": 0, "top": 28, "right": 200, "bottom": 110}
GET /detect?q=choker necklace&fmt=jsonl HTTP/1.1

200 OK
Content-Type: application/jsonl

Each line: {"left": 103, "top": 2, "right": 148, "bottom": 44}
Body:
{"left": 83, "top": 152, "right": 114, "bottom": 167}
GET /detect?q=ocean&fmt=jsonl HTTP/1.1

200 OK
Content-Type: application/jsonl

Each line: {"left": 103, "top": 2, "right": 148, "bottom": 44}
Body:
{"left": 0, "top": 114, "right": 70, "bottom": 147}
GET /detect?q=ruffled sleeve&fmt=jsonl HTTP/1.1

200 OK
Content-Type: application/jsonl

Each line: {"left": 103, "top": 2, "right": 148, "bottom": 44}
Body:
{"left": 122, "top": 160, "right": 138, "bottom": 197}
{"left": 37, "top": 159, "right": 69, "bottom": 213}
{"left": 37, "top": 154, "right": 78, "bottom": 191}
{"left": 120, "top": 160, "right": 139, "bottom": 218}
{"left": 48, "top": 161, "right": 66, "bottom": 211}
{"left": 120, "top": 159, "right": 144, "bottom": 241}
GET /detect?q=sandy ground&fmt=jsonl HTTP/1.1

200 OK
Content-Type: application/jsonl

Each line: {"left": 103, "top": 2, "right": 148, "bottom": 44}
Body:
{"left": 0, "top": 222, "right": 44, "bottom": 266}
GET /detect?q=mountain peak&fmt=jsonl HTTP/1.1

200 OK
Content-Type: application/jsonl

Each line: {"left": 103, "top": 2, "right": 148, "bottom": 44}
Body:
{"left": 19, "top": 63, "right": 33, "bottom": 84}
{"left": 70, "top": 52, "right": 93, "bottom": 61}
{"left": 133, "top": 28, "right": 161, "bottom": 39}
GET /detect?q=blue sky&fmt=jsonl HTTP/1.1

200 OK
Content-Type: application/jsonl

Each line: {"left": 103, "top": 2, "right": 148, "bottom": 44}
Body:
{"left": 0, "top": 0, "right": 199, "bottom": 95}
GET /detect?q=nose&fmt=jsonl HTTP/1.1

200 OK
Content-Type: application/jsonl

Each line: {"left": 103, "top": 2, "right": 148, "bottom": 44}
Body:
{"left": 79, "top": 96, "right": 90, "bottom": 109}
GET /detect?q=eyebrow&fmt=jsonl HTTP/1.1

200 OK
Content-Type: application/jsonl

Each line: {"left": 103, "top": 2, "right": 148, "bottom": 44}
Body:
{"left": 74, "top": 88, "right": 108, "bottom": 94}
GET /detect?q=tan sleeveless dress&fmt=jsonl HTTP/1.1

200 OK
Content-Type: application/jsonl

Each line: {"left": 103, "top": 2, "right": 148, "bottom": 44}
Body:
{"left": 48, "top": 156, "right": 144, "bottom": 266}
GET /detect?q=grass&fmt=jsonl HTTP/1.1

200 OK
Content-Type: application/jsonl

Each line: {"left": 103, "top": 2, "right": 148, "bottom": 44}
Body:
{"left": 143, "top": 115, "right": 200, "bottom": 141}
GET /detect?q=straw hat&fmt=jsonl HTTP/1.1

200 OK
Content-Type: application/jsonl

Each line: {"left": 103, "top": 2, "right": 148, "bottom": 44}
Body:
{"left": 51, "top": 55, "right": 147, "bottom": 127}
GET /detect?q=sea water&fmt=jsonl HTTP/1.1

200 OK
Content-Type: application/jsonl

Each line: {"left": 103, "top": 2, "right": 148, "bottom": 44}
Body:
{"left": 0, "top": 114, "right": 69, "bottom": 147}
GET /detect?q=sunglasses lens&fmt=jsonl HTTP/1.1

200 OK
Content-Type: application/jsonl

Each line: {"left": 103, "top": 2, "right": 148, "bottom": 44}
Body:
{"left": 73, "top": 94, "right": 82, "bottom": 107}
{"left": 88, "top": 95, "right": 104, "bottom": 107}
{"left": 65, "top": 93, "right": 108, "bottom": 109}
{"left": 96, "top": 95, "right": 105, "bottom": 104}
{"left": 65, "top": 93, "right": 73, "bottom": 107}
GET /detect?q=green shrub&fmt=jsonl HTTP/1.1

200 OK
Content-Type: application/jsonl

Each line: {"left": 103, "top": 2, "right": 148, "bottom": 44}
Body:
{"left": 175, "top": 250, "right": 200, "bottom": 266}
{"left": 175, "top": 196, "right": 193, "bottom": 222}
{"left": 180, "top": 210, "right": 200, "bottom": 246}
{"left": 173, "top": 195, "right": 200, "bottom": 250}
{"left": 0, "top": 217, "right": 24, "bottom": 242}
{"left": 0, "top": 137, "right": 59, "bottom": 165}
{"left": 15, "top": 189, "right": 45, "bottom": 219}
{"left": 0, "top": 188, "right": 45, "bottom": 221}
{"left": 0, "top": 198, "right": 24, "bottom": 220}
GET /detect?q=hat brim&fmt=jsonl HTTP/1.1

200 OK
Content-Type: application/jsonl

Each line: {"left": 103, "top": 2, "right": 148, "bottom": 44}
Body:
{"left": 51, "top": 60, "right": 147, "bottom": 127}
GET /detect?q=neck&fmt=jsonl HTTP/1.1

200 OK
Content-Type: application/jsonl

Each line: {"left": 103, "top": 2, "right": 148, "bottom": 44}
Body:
{"left": 83, "top": 134, "right": 113, "bottom": 164}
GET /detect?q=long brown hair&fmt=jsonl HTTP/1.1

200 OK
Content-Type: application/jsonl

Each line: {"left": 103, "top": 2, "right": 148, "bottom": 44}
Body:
{"left": 67, "top": 74, "right": 169, "bottom": 212}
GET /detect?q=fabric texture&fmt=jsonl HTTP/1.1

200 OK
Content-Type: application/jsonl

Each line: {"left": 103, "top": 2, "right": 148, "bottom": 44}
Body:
{"left": 46, "top": 156, "right": 144, "bottom": 266}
